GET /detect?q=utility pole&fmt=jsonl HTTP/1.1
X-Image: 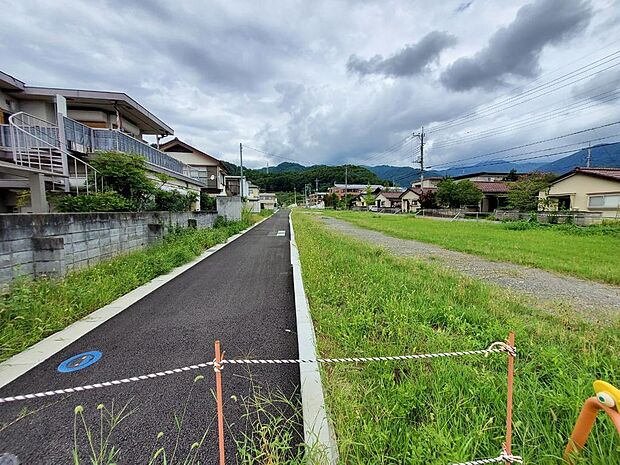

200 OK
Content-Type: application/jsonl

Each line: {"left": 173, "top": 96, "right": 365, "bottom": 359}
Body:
{"left": 413, "top": 127, "right": 425, "bottom": 194}
{"left": 315, "top": 178, "right": 319, "bottom": 193}
{"left": 266, "top": 162, "right": 269, "bottom": 174}
{"left": 239, "top": 142, "right": 244, "bottom": 197}
{"left": 294, "top": 187, "right": 297, "bottom": 206}
{"left": 586, "top": 142, "right": 592, "bottom": 168}
{"left": 344, "top": 165, "right": 348, "bottom": 210}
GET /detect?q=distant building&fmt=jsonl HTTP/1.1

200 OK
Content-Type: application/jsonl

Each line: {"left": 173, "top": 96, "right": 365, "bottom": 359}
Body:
{"left": 259, "top": 192, "right": 277, "bottom": 210}
{"left": 160, "top": 138, "right": 228, "bottom": 196}
{"left": 539, "top": 167, "right": 620, "bottom": 218}
{"left": 412, "top": 172, "right": 521, "bottom": 213}
{"left": 309, "top": 192, "right": 327, "bottom": 207}
{"left": 328, "top": 183, "right": 383, "bottom": 199}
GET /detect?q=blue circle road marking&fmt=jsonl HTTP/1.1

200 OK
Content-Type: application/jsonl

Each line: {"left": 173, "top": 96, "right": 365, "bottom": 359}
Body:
{"left": 57, "top": 351, "right": 102, "bottom": 373}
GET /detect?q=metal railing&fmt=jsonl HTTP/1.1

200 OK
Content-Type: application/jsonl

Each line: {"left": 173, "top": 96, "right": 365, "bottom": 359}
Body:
{"left": 63, "top": 116, "right": 93, "bottom": 151}
{"left": 8, "top": 112, "right": 102, "bottom": 194}
{"left": 92, "top": 129, "right": 185, "bottom": 174}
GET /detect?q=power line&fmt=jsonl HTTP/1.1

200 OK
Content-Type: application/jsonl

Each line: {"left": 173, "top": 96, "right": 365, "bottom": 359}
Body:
{"left": 427, "top": 49, "right": 620, "bottom": 134}
{"left": 429, "top": 90, "right": 620, "bottom": 151}
{"left": 428, "top": 120, "right": 620, "bottom": 169}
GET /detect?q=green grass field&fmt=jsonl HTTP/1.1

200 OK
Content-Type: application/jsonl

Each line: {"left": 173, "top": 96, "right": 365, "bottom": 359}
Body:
{"left": 293, "top": 211, "right": 620, "bottom": 464}
{"left": 0, "top": 216, "right": 263, "bottom": 363}
{"left": 320, "top": 210, "right": 620, "bottom": 285}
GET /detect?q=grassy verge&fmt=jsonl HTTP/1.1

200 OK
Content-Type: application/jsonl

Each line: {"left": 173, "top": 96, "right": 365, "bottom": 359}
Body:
{"left": 319, "top": 210, "right": 620, "bottom": 285}
{"left": 0, "top": 216, "right": 262, "bottom": 363}
{"left": 293, "top": 210, "right": 620, "bottom": 464}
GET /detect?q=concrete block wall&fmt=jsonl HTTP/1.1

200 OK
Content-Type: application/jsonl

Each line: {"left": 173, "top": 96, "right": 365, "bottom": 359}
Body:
{"left": 0, "top": 211, "right": 218, "bottom": 286}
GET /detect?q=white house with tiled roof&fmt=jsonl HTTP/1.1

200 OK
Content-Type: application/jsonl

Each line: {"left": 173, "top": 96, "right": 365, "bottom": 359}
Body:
{"left": 539, "top": 167, "right": 620, "bottom": 218}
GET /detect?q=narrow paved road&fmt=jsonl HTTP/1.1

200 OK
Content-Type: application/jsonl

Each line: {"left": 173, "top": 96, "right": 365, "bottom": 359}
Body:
{"left": 319, "top": 215, "right": 620, "bottom": 324}
{"left": 0, "top": 210, "right": 300, "bottom": 464}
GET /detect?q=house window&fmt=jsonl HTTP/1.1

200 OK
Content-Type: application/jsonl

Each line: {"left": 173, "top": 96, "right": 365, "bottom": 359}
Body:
{"left": 588, "top": 194, "right": 620, "bottom": 209}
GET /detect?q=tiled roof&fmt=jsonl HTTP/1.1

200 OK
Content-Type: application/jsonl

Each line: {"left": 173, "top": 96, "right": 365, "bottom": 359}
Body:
{"left": 378, "top": 190, "right": 404, "bottom": 199}
{"left": 574, "top": 167, "right": 620, "bottom": 181}
{"left": 410, "top": 187, "right": 436, "bottom": 195}
{"left": 472, "top": 181, "right": 509, "bottom": 194}
{"left": 333, "top": 183, "right": 383, "bottom": 190}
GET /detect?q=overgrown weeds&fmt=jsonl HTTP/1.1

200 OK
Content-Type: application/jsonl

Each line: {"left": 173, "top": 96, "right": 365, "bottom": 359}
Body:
{"left": 293, "top": 210, "right": 620, "bottom": 464}
{"left": 0, "top": 219, "right": 252, "bottom": 362}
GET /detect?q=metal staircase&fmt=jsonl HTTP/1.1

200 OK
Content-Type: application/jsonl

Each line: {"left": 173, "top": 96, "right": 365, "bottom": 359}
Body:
{"left": 8, "top": 112, "right": 102, "bottom": 194}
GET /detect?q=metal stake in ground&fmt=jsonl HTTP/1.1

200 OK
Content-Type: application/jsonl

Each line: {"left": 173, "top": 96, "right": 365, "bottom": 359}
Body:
{"left": 504, "top": 332, "right": 515, "bottom": 464}
{"left": 214, "top": 341, "right": 226, "bottom": 465}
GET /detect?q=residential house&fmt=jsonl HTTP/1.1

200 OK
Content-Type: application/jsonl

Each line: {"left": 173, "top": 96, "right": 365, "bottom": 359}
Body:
{"left": 308, "top": 191, "right": 327, "bottom": 207}
{"left": 328, "top": 183, "right": 383, "bottom": 200}
{"left": 259, "top": 192, "right": 277, "bottom": 210}
{"left": 0, "top": 70, "right": 204, "bottom": 212}
{"left": 411, "top": 176, "right": 442, "bottom": 190}
{"left": 247, "top": 182, "right": 261, "bottom": 212}
{"left": 538, "top": 167, "right": 620, "bottom": 218}
{"left": 400, "top": 188, "right": 420, "bottom": 213}
{"left": 224, "top": 175, "right": 248, "bottom": 197}
{"left": 451, "top": 172, "right": 518, "bottom": 212}
{"left": 374, "top": 190, "right": 403, "bottom": 210}
{"left": 160, "top": 138, "right": 228, "bottom": 196}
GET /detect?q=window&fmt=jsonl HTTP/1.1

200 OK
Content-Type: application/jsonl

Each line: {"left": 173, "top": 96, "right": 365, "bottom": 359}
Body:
{"left": 588, "top": 194, "right": 620, "bottom": 209}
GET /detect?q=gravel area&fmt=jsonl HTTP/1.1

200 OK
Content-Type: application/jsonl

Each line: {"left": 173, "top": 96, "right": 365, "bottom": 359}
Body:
{"left": 319, "top": 215, "right": 620, "bottom": 323}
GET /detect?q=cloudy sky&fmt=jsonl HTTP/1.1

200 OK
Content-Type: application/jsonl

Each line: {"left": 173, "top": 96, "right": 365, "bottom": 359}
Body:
{"left": 1, "top": 0, "right": 620, "bottom": 169}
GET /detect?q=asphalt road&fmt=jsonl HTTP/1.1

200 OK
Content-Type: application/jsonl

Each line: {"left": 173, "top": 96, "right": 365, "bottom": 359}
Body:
{"left": 0, "top": 209, "right": 300, "bottom": 464}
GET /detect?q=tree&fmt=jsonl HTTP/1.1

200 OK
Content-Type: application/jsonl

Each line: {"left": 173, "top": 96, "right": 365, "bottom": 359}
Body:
{"left": 507, "top": 172, "right": 556, "bottom": 211}
{"left": 418, "top": 190, "right": 437, "bottom": 208}
{"left": 436, "top": 178, "right": 483, "bottom": 208}
{"left": 506, "top": 168, "right": 519, "bottom": 181}
{"left": 90, "top": 151, "right": 155, "bottom": 209}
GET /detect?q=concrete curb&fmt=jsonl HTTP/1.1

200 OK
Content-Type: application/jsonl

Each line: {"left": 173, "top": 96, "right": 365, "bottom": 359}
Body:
{"left": 0, "top": 215, "right": 272, "bottom": 390}
{"left": 289, "top": 212, "right": 339, "bottom": 464}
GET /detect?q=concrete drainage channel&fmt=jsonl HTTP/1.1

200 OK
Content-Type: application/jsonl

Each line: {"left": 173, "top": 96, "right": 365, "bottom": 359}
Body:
{"left": 289, "top": 212, "right": 339, "bottom": 464}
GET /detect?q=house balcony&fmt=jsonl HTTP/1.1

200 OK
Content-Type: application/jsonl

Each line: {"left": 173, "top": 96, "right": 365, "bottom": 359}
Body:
{"left": 1, "top": 115, "right": 188, "bottom": 176}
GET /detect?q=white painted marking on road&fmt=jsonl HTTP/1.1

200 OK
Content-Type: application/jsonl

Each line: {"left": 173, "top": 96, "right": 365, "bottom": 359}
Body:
{"left": 276, "top": 230, "right": 286, "bottom": 236}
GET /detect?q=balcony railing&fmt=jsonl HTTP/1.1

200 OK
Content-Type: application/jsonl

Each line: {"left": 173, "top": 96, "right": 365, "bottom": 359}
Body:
{"left": 92, "top": 129, "right": 185, "bottom": 174}
{"left": 63, "top": 117, "right": 93, "bottom": 151}
{"left": 3, "top": 114, "right": 188, "bottom": 176}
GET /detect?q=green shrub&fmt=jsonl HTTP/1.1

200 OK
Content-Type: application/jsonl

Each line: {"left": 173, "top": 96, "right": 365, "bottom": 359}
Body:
{"left": 200, "top": 193, "right": 217, "bottom": 211}
{"left": 52, "top": 192, "right": 133, "bottom": 212}
{"left": 153, "top": 189, "right": 197, "bottom": 212}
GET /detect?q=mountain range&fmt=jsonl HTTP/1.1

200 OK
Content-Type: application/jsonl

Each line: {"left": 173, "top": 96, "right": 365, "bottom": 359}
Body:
{"left": 245, "top": 141, "right": 620, "bottom": 187}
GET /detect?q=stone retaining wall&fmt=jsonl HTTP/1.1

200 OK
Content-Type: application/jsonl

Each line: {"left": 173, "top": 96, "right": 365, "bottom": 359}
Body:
{"left": 0, "top": 211, "right": 219, "bottom": 286}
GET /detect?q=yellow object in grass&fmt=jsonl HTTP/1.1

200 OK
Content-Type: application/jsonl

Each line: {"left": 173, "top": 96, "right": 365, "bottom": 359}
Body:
{"left": 593, "top": 380, "right": 620, "bottom": 410}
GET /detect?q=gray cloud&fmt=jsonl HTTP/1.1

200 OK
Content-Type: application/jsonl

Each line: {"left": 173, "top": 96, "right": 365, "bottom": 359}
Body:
{"left": 1, "top": 0, "right": 618, "bottom": 170}
{"left": 347, "top": 31, "right": 457, "bottom": 77}
{"left": 456, "top": 1, "right": 474, "bottom": 13}
{"left": 441, "top": 0, "right": 593, "bottom": 91}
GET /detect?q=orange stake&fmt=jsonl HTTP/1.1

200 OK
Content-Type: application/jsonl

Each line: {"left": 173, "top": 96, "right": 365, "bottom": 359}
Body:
{"left": 215, "top": 340, "right": 226, "bottom": 465}
{"left": 505, "top": 332, "right": 515, "bottom": 463}
{"left": 563, "top": 397, "right": 620, "bottom": 464}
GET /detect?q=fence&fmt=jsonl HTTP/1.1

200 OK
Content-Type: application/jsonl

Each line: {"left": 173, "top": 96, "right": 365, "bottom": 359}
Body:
{"left": 92, "top": 129, "right": 185, "bottom": 174}
{"left": 0, "top": 335, "right": 521, "bottom": 465}
{"left": 494, "top": 210, "right": 604, "bottom": 225}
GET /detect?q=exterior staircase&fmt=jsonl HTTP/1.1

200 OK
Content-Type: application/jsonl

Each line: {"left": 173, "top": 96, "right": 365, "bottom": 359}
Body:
{"left": 8, "top": 112, "right": 102, "bottom": 194}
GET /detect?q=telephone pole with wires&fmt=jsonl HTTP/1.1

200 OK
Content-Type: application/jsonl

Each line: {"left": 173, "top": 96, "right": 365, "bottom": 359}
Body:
{"left": 239, "top": 143, "right": 244, "bottom": 197}
{"left": 412, "top": 128, "right": 425, "bottom": 193}
{"left": 344, "top": 165, "right": 348, "bottom": 210}
{"left": 586, "top": 142, "right": 592, "bottom": 167}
